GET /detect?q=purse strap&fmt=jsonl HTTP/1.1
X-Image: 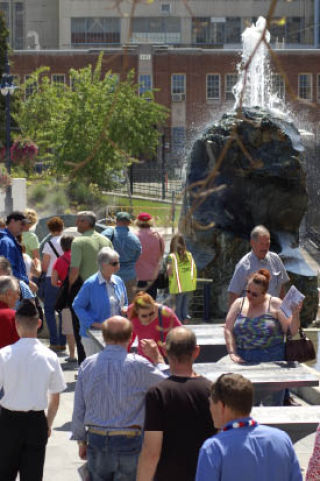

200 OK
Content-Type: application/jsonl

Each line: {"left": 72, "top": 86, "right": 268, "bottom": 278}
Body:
{"left": 48, "top": 240, "right": 60, "bottom": 258}
{"left": 158, "top": 305, "right": 165, "bottom": 344}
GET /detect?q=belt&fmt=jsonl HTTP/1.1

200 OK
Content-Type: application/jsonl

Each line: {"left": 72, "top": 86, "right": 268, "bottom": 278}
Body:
{"left": 88, "top": 427, "right": 141, "bottom": 437}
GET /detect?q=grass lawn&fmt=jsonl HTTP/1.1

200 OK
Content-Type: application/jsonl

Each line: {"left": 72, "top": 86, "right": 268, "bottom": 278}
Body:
{"left": 103, "top": 194, "right": 182, "bottom": 227}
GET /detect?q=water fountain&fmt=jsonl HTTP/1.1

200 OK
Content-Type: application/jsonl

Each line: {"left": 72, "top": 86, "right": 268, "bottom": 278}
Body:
{"left": 182, "top": 17, "right": 318, "bottom": 325}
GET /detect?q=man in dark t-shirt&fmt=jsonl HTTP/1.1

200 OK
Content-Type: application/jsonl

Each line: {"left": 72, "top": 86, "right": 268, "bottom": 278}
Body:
{"left": 136, "top": 326, "right": 216, "bottom": 481}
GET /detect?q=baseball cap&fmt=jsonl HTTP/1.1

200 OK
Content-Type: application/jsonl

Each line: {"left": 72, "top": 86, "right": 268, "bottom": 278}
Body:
{"left": 137, "top": 212, "right": 152, "bottom": 222}
{"left": 116, "top": 211, "right": 131, "bottom": 222}
{"left": 6, "top": 211, "right": 31, "bottom": 224}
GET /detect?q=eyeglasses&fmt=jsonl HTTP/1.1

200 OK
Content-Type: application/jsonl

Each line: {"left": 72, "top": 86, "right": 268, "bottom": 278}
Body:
{"left": 109, "top": 261, "right": 120, "bottom": 266}
{"left": 245, "top": 289, "right": 260, "bottom": 298}
{"left": 139, "top": 311, "right": 155, "bottom": 319}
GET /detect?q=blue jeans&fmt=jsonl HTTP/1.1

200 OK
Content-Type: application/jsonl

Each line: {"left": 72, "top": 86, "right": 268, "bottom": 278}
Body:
{"left": 174, "top": 292, "right": 191, "bottom": 321}
{"left": 44, "top": 277, "right": 66, "bottom": 346}
{"left": 87, "top": 433, "right": 142, "bottom": 481}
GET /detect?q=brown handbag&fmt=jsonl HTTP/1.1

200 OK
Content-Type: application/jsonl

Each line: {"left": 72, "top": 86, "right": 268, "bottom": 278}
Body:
{"left": 285, "top": 327, "right": 316, "bottom": 363}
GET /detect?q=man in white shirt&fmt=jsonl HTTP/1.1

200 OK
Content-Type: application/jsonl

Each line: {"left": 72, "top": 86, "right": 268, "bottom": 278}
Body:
{"left": 0, "top": 299, "right": 66, "bottom": 481}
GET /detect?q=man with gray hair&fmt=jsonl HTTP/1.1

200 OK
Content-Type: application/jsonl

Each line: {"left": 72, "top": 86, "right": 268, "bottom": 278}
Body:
{"left": 0, "top": 276, "right": 20, "bottom": 348}
{"left": 73, "top": 247, "right": 127, "bottom": 357}
{"left": 228, "top": 225, "right": 289, "bottom": 306}
{"left": 69, "top": 211, "right": 113, "bottom": 363}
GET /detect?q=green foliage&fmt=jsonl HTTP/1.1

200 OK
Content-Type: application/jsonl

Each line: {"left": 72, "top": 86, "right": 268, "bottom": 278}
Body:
{"left": 67, "top": 181, "right": 101, "bottom": 207}
{"left": 14, "top": 53, "right": 168, "bottom": 186}
{"left": 28, "top": 182, "right": 47, "bottom": 203}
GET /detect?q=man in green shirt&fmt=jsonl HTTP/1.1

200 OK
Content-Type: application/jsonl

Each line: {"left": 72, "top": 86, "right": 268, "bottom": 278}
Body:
{"left": 69, "top": 211, "right": 113, "bottom": 364}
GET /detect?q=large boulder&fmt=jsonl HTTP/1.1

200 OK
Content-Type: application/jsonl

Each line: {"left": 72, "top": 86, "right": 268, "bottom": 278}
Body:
{"left": 182, "top": 107, "right": 317, "bottom": 326}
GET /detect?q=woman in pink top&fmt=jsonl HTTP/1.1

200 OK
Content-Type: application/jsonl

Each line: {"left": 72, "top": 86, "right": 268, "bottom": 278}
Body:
{"left": 127, "top": 291, "right": 181, "bottom": 360}
{"left": 306, "top": 424, "right": 320, "bottom": 480}
{"left": 135, "top": 212, "right": 164, "bottom": 300}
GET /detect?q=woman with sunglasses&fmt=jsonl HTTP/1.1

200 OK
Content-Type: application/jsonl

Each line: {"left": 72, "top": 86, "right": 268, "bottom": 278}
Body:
{"left": 225, "top": 268, "right": 301, "bottom": 365}
{"left": 224, "top": 268, "right": 301, "bottom": 405}
{"left": 127, "top": 291, "right": 181, "bottom": 360}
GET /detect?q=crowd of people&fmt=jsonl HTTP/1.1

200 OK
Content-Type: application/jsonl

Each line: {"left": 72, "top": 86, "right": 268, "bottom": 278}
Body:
{"left": 0, "top": 208, "right": 318, "bottom": 480}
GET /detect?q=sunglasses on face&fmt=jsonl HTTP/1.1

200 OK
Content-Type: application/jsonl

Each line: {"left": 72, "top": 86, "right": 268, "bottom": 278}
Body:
{"left": 245, "top": 289, "right": 260, "bottom": 298}
{"left": 139, "top": 311, "right": 155, "bottom": 319}
{"left": 109, "top": 261, "right": 120, "bottom": 266}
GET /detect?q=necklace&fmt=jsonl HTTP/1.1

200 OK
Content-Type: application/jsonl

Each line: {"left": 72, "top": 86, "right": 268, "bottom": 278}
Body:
{"left": 222, "top": 418, "right": 258, "bottom": 432}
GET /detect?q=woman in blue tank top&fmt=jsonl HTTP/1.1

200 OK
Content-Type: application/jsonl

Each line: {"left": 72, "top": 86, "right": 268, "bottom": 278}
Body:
{"left": 224, "top": 268, "right": 302, "bottom": 405}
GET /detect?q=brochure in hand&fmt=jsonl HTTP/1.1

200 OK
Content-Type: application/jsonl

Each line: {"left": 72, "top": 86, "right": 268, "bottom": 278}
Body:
{"left": 280, "top": 285, "right": 305, "bottom": 318}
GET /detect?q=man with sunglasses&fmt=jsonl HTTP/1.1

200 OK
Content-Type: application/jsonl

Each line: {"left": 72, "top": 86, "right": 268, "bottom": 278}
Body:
{"left": 195, "top": 373, "right": 302, "bottom": 481}
{"left": 73, "top": 247, "right": 128, "bottom": 357}
{"left": 228, "top": 225, "right": 289, "bottom": 307}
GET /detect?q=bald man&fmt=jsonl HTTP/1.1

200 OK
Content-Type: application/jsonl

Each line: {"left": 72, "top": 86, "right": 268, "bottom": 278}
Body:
{"left": 71, "top": 316, "right": 167, "bottom": 481}
{"left": 137, "top": 327, "right": 216, "bottom": 481}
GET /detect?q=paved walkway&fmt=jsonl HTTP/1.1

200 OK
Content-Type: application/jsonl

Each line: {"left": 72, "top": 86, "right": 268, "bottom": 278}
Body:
{"left": 41, "top": 347, "right": 317, "bottom": 481}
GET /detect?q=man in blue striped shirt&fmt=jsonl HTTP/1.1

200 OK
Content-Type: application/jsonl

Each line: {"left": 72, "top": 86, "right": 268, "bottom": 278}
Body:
{"left": 71, "top": 315, "right": 167, "bottom": 481}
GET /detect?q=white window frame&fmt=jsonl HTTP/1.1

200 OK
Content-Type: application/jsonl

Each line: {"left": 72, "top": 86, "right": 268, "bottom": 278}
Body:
{"left": 225, "top": 73, "right": 237, "bottom": 101}
{"left": 206, "top": 73, "right": 220, "bottom": 100}
{"left": 298, "top": 73, "right": 312, "bottom": 101}
{"left": 51, "top": 73, "right": 66, "bottom": 85}
{"left": 171, "top": 73, "right": 186, "bottom": 95}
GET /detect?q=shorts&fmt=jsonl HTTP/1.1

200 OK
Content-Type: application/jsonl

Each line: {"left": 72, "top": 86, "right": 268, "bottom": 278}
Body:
{"left": 61, "top": 309, "right": 74, "bottom": 336}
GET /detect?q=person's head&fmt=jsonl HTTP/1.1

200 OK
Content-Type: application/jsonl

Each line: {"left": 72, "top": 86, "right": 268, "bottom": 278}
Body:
{"left": 76, "top": 211, "right": 96, "bottom": 233}
{"left": 60, "top": 235, "right": 74, "bottom": 253}
{"left": 0, "top": 256, "right": 12, "bottom": 276}
{"left": 23, "top": 208, "right": 38, "bottom": 231}
{"left": 0, "top": 276, "right": 20, "bottom": 308}
{"left": 246, "top": 268, "right": 270, "bottom": 304}
{"left": 47, "top": 216, "right": 64, "bottom": 235}
{"left": 6, "top": 211, "right": 31, "bottom": 237}
{"left": 135, "top": 212, "right": 153, "bottom": 229}
{"left": 209, "top": 373, "right": 254, "bottom": 429}
{"left": 98, "top": 247, "right": 120, "bottom": 280}
{"left": 131, "top": 291, "right": 157, "bottom": 325}
{"left": 102, "top": 315, "right": 133, "bottom": 346}
{"left": 116, "top": 211, "right": 131, "bottom": 226}
{"left": 170, "top": 233, "right": 187, "bottom": 259}
{"left": 15, "top": 299, "right": 41, "bottom": 337}
{"left": 250, "top": 225, "right": 270, "bottom": 260}
{"left": 165, "top": 326, "right": 199, "bottom": 364}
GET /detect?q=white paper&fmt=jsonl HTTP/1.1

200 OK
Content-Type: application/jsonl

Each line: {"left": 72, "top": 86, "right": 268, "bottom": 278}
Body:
{"left": 280, "top": 285, "right": 305, "bottom": 318}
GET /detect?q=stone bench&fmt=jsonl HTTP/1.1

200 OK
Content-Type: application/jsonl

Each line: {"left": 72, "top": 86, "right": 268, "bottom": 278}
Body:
{"left": 251, "top": 405, "right": 320, "bottom": 442}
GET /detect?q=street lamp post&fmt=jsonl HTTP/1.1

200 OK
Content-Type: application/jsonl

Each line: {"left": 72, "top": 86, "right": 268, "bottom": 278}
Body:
{"left": 0, "top": 50, "right": 15, "bottom": 214}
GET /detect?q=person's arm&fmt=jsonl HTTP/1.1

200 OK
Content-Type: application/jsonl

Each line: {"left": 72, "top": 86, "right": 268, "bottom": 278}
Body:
{"left": 273, "top": 297, "right": 302, "bottom": 336}
{"left": 51, "top": 269, "right": 60, "bottom": 287}
{"left": 41, "top": 253, "right": 50, "bottom": 274}
{"left": 72, "top": 282, "right": 99, "bottom": 331}
{"left": 279, "top": 283, "right": 287, "bottom": 300}
{"left": 31, "top": 248, "right": 40, "bottom": 260}
{"left": 71, "top": 369, "right": 87, "bottom": 447}
{"left": 195, "top": 443, "right": 220, "bottom": 481}
{"left": 47, "top": 392, "right": 60, "bottom": 437}
{"left": 166, "top": 255, "right": 173, "bottom": 277}
{"left": 228, "top": 291, "right": 239, "bottom": 307}
{"left": 69, "top": 266, "right": 80, "bottom": 289}
{"left": 136, "top": 431, "right": 163, "bottom": 481}
{"left": 140, "top": 339, "right": 165, "bottom": 364}
{"left": 224, "top": 298, "right": 244, "bottom": 363}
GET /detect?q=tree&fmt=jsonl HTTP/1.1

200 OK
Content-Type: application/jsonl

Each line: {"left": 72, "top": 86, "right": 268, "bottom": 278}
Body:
{"left": 14, "top": 53, "right": 168, "bottom": 187}
{"left": 0, "top": 10, "right": 9, "bottom": 147}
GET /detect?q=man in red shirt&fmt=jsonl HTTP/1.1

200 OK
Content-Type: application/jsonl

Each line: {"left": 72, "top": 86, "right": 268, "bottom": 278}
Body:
{"left": 0, "top": 276, "right": 20, "bottom": 348}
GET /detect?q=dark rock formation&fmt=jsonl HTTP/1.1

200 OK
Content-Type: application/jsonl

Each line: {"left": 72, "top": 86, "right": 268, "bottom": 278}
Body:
{"left": 182, "top": 107, "right": 317, "bottom": 326}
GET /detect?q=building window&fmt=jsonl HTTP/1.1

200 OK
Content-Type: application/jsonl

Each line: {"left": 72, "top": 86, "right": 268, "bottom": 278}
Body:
{"left": 0, "top": 3, "right": 9, "bottom": 25}
{"left": 272, "top": 73, "right": 285, "bottom": 100}
{"left": 132, "top": 17, "right": 181, "bottom": 44}
{"left": 171, "top": 74, "right": 185, "bottom": 95}
{"left": 192, "top": 17, "right": 225, "bottom": 45}
{"left": 52, "top": 74, "right": 65, "bottom": 85}
{"left": 139, "top": 74, "right": 152, "bottom": 96}
{"left": 225, "top": 18, "right": 241, "bottom": 44}
{"left": 286, "top": 17, "right": 302, "bottom": 44}
{"left": 171, "top": 127, "right": 185, "bottom": 163}
{"left": 207, "top": 74, "right": 220, "bottom": 100}
{"left": 269, "top": 18, "right": 286, "bottom": 44}
{"left": 225, "top": 73, "right": 237, "bottom": 101}
{"left": 298, "top": 73, "right": 312, "bottom": 101}
{"left": 71, "top": 18, "right": 120, "bottom": 45}
{"left": 14, "top": 2, "right": 23, "bottom": 49}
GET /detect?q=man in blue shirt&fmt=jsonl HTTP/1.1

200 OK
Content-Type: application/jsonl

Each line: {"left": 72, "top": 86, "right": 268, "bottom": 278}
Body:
{"left": 102, "top": 212, "right": 142, "bottom": 302}
{"left": 71, "top": 315, "right": 167, "bottom": 481}
{"left": 0, "top": 211, "right": 31, "bottom": 284}
{"left": 196, "top": 373, "right": 302, "bottom": 481}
